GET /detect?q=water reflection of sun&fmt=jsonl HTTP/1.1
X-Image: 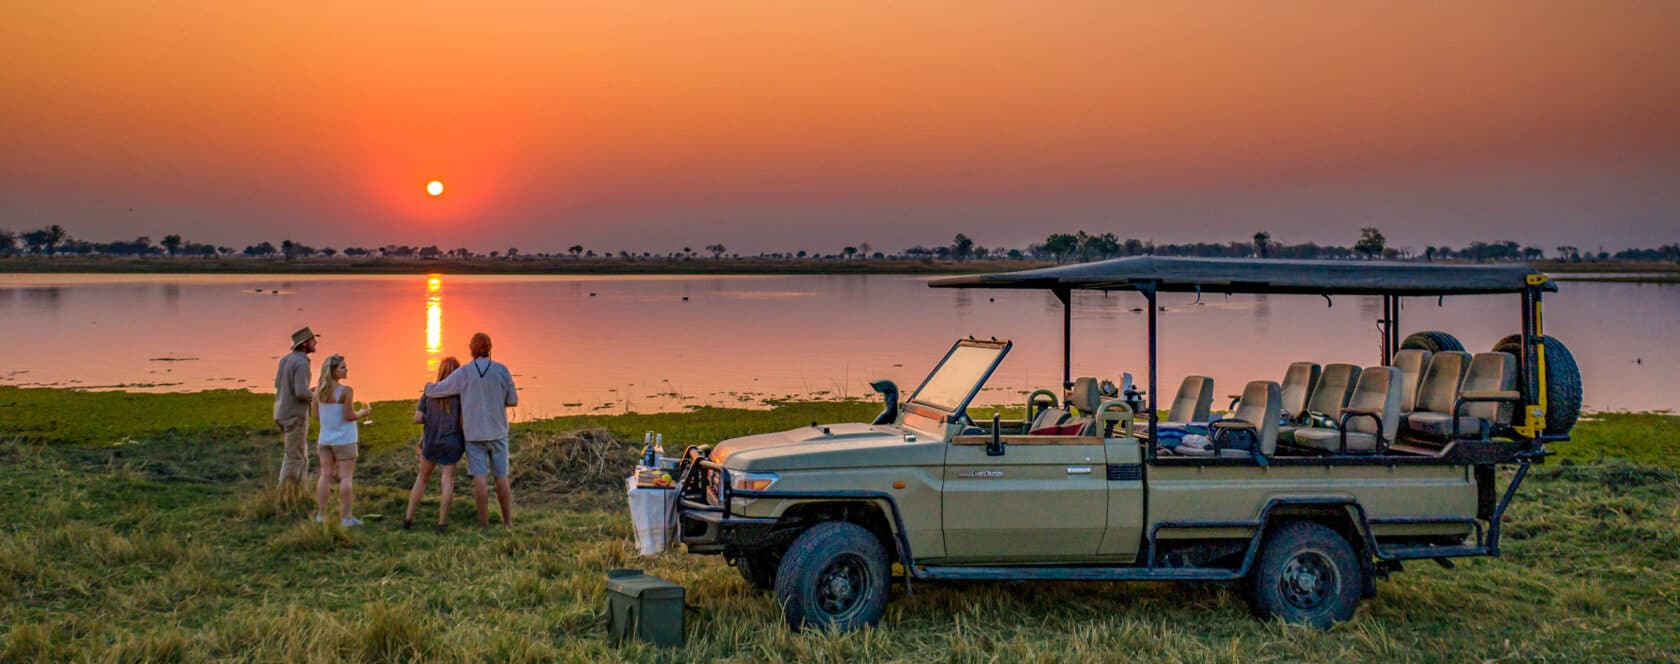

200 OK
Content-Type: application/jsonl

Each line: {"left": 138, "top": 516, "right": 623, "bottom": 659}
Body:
{"left": 425, "top": 275, "right": 442, "bottom": 373}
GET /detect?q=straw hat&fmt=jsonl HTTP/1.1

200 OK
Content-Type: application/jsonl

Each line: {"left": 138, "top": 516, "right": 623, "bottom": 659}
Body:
{"left": 290, "top": 327, "right": 321, "bottom": 349}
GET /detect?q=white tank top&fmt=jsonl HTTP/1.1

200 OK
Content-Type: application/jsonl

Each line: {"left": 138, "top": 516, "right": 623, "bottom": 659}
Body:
{"left": 317, "top": 386, "right": 359, "bottom": 445}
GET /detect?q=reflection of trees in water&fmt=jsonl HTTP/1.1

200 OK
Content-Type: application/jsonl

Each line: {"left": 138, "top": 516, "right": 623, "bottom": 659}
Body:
{"left": 161, "top": 284, "right": 181, "bottom": 310}
{"left": 1253, "top": 294, "right": 1269, "bottom": 335}
{"left": 1055, "top": 290, "right": 1144, "bottom": 323}
{"left": 21, "top": 287, "right": 62, "bottom": 310}
{"left": 1357, "top": 294, "right": 1380, "bottom": 321}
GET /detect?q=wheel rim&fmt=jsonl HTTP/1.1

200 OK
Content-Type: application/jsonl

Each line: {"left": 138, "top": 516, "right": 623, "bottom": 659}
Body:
{"left": 1279, "top": 551, "right": 1338, "bottom": 611}
{"left": 814, "top": 553, "right": 872, "bottom": 618}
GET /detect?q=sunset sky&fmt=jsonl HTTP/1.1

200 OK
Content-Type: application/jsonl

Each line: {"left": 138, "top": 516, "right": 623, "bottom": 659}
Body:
{"left": 2, "top": 1, "right": 1677, "bottom": 253}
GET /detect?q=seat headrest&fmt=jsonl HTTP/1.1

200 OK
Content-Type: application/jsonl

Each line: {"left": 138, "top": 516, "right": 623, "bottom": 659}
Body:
{"left": 1175, "top": 375, "right": 1211, "bottom": 399}
{"left": 1466, "top": 352, "right": 1516, "bottom": 383}
{"left": 1067, "top": 377, "right": 1102, "bottom": 414}
{"left": 1393, "top": 348, "right": 1432, "bottom": 371}
{"left": 1284, "top": 362, "right": 1321, "bottom": 384}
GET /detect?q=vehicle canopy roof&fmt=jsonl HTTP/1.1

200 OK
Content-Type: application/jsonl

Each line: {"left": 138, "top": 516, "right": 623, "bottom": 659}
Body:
{"left": 929, "top": 256, "right": 1553, "bottom": 296}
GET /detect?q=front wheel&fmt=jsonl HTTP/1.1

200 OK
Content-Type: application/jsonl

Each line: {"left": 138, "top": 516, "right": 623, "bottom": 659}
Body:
{"left": 1246, "top": 521, "right": 1362, "bottom": 629}
{"left": 773, "top": 522, "right": 890, "bottom": 632}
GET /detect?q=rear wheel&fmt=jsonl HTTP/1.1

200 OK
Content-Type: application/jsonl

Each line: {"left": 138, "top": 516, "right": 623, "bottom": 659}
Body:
{"left": 1492, "top": 334, "right": 1582, "bottom": 434}
{"left": 1400, "top": 330, "right": 1465, "bottom": 354}
{"left": 773, "top": 522, "right": 890, "bottom": 632}
{"left": 1246, "top": 522, "right": 1362, "bottom": 629}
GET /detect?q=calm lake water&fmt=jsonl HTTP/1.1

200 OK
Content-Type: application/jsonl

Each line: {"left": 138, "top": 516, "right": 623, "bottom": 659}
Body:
{"left": 2, "top": 273, "right": 1674, "bottom": 418}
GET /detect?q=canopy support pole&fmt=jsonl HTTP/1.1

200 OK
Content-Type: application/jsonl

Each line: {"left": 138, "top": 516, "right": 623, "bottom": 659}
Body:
{"left": 1391, "top": 296, "right": 1402, "bottom": 360}
{"left": 1054, "top": 287, "right": 1072, "bottom": 389}
{"left": 1142, "top": 283, "right": 1159, "bottom": 450}
{"left": 1380, "top": 295, "right": 1394, "bottom": 365}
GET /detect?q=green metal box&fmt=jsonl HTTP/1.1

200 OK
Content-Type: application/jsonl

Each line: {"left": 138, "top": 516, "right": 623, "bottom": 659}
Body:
{"left": 606, "top": 569, "right": 685, "bottom": 648}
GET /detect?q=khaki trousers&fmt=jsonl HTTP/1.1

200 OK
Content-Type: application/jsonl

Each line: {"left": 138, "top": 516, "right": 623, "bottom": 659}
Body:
{"left": 277, "top": 415, "right": 311, "bottom": 486}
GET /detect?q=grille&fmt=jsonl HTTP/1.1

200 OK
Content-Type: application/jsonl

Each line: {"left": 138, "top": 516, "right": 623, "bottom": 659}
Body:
{"left": 1107, "top": 464, "right": 1143, "bottom": 481}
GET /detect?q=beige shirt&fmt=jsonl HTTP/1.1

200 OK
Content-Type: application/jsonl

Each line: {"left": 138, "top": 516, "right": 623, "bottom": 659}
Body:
{"left": 273, "top": 350, "right": 313, "bottom": 421}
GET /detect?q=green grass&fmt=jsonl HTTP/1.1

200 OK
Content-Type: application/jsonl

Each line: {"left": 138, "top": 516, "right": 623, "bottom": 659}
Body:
{"left": 2, "top": 386, "right": 1677, "bottom": 661}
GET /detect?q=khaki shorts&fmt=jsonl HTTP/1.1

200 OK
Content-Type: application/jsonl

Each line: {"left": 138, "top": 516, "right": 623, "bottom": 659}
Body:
{"left": 318, "top": 442, "right": 359, "bottom": 462}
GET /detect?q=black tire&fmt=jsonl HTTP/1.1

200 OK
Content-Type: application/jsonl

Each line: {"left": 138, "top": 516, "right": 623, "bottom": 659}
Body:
{"left": 1400, "top": 330, "right": 1465, "bottom": 354}
{"left": 1492, "top": 334, "right": 1583, "bottom": 434}
{"left": 735, "top": 549, "right": 780, "bottom": 592}
{"left": 773, "top": 522, "right": 890, "bottom": 632}
{"left": 1246, "top": 522, "right": 1362, "bottom": 629}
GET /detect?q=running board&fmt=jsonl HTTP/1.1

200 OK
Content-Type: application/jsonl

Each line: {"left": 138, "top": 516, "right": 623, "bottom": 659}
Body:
{"left": 916, "top": 565, "right": 1240, "bottom": 582}
{"left": 1377, "top": 544, "right": 1486, "bottom": 561}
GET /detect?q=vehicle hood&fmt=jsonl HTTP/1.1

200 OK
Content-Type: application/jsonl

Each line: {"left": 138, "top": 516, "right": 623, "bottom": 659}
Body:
{"left": 711, "top": 423, "right": 933, "bottom": 472}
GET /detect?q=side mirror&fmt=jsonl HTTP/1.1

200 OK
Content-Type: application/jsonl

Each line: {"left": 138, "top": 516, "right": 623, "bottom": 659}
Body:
{"left": 986, "top": 413, "right": 1005, "bottom": 456}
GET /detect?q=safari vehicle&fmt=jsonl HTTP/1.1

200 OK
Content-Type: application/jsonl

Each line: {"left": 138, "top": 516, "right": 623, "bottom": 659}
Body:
{"left": 671, "top": 257, "right": 1580, "bottom": 631}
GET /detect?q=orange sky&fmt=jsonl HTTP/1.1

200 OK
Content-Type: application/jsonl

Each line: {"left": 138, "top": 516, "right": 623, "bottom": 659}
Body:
{"left": 2, "top": 1, "right": 1677, "bottom": 252}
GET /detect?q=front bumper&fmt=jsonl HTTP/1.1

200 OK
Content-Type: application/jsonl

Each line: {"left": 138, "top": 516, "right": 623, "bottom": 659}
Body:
{"left": 673, "top": 448, "right": 778, "bottom": 553}
{"left": 672, "top": 446, "right": 918, "bottom": 578}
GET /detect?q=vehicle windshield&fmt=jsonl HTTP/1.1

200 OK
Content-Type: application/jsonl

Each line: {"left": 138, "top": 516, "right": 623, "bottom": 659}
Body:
{"left": 907, "top": 339, "right": 1011, "bottom": 414}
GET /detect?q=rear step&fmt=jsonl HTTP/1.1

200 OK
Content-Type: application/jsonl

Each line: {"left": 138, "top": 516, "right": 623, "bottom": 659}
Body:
{"left": 1377, "top": 544, "right": 1485, "bottom": 561}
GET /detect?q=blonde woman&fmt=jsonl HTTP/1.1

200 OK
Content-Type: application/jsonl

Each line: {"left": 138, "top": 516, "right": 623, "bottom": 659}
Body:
{"left": 405, "top": 356, "right": 465, "bottom": 532}
{"left": 313, "top": 354, "right": 371, "bottom": 526}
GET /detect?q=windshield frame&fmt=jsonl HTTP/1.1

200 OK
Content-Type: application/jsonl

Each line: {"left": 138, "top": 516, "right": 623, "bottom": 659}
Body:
{"left": 904, "top": 338, "right": 1012, "bottom": 420}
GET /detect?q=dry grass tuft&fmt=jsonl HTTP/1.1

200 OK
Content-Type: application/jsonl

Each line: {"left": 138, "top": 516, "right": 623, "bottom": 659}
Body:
{"left": 362, "top": 602, "right": 429, "bottom": 662}
{"left": 272, "top": 521, "right": 355, "bottom": 553}
{"left": 512, "top": 428, "right": 640, "bottom": 506}
{"left": 225, "top": 484, "right": 316, "bottom": 523}
{"left": 3, "top": 623, "right": 54, "bottom": 662}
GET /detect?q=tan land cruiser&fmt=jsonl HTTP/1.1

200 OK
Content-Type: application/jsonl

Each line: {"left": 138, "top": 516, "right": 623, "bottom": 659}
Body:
{"left": 671, "top": 257, "right": 1581, "bottom": 631}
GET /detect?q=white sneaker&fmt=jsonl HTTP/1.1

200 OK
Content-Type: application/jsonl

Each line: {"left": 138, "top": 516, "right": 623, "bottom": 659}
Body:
{"left": 341, "top": 517, "right": 363, "bottom": 527}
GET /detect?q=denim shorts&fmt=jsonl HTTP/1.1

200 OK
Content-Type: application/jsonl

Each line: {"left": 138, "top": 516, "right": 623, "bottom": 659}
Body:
{"left": 465, "top": 437, "right": 509, "bottom": 478}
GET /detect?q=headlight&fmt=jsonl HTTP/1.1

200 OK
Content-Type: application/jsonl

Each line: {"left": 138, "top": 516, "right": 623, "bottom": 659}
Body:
{"left": 730, "top": 472, "right": 779, "bottom": 493}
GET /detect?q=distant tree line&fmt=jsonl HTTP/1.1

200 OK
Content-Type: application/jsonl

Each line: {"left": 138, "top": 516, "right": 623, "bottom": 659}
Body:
{"left": 1, "top": 224, "right": 1675, "bottom": 265}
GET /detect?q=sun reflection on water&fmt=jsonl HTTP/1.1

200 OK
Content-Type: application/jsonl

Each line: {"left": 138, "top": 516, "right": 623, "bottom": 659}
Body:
{"left": 425, "top": 275, "right": 442, "bottom": 373}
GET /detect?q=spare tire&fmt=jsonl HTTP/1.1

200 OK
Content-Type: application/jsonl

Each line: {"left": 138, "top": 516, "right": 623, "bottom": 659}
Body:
{"left": 1492, "top": 335, "right": 1582, "bottom": 434}
{"left": 1400, "top": 331, "right": 1465, "bottom": 354}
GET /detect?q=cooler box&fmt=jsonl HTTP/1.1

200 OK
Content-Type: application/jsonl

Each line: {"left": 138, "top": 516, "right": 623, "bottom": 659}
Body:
{"left": 606, "top": 569, "right": 685, "bottom": 648}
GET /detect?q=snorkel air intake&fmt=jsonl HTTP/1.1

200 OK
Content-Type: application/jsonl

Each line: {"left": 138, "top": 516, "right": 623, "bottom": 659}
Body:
{"left": 869, "top": 379, "right": 899, "bottom": 425}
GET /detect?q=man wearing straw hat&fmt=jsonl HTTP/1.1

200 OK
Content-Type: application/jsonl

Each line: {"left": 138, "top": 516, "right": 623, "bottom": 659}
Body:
{"left": 275, "top": 326, "right": 320, "bottom": 497}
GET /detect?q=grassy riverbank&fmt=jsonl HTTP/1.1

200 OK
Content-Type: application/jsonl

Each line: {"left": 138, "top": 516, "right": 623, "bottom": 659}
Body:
{"left": 2, "top": 386, "right": 1677, "bottom": 661}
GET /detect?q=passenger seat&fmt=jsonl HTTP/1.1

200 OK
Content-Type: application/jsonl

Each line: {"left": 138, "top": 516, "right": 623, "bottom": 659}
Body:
{"left": 1031, "top": 377, "right": 1101, "bottom": 435}
{"left": 1391, "top": 348, "right": 1433, "bottom": 416}
{"left": 1401, "top": 351, "right": 1471, "bottom": 440}
{"left": 1166, "top": 376, "right": 1214, "bottom": 423}
{"left": 1177, "top": 380, "right": 1280, "bottom": 461}
{"left": 1294, "top": 366, "right": 1401, "bottom": 453}
{"left": 1406, "top": 352, "right": 1517, "bottom": 440}
{"left": 1278, "top": 362, "right": 1322, "bottom": 422}
{"left": 1278, "top": 363, "right": 1360, "bottom": 445}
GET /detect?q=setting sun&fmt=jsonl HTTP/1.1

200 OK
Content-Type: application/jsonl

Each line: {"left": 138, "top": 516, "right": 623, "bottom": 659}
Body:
{"left": 426, "top": 180, "right": 444, "bottom": 197}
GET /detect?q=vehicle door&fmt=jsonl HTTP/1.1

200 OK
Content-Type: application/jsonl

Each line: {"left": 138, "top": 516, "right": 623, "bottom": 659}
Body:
{"left": 941, "top": 434, "right": 1109, "bottom": 562}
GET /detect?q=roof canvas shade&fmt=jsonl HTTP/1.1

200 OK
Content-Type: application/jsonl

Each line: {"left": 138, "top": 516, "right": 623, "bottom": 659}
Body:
{"left": 929, "top": 256, "right": 1551, "bottom": 296}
